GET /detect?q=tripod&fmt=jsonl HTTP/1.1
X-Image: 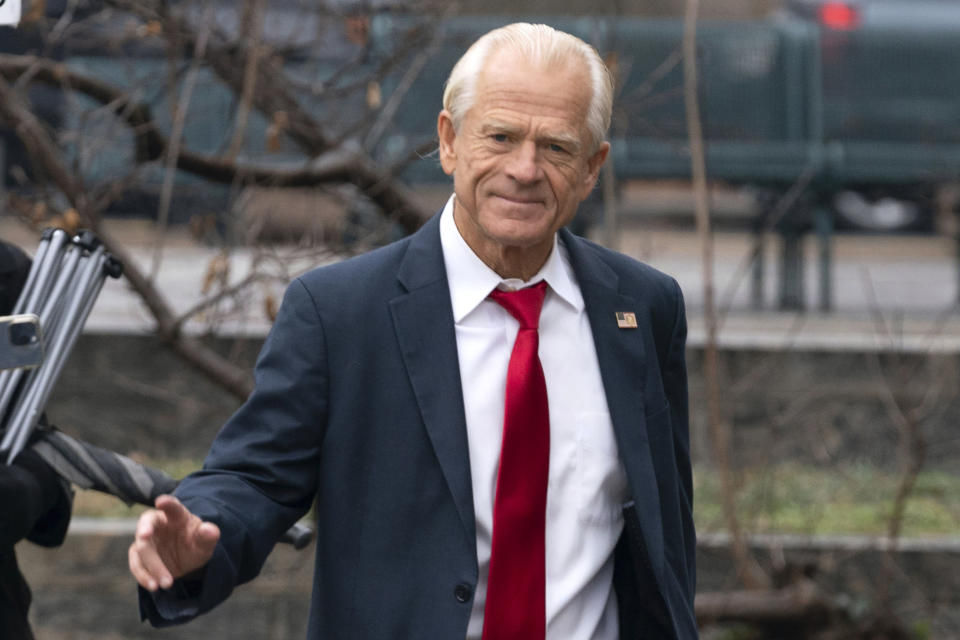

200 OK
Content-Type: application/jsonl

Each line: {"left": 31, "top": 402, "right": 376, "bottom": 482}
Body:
{"left": 0, "top": 229, "right": 312, "bottom": 549}
{"left": 0, "top": 228, "right": 121, "bottom": 464}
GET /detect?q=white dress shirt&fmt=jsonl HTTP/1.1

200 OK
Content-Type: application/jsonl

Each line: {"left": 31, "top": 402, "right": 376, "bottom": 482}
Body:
{"left": 438, "top": 196, "right": 629, "bottom": 640}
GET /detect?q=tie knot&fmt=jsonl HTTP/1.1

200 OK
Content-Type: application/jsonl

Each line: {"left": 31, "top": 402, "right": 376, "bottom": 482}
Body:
{"left": 488, "top": 280, "right": 547, "bottom": 330}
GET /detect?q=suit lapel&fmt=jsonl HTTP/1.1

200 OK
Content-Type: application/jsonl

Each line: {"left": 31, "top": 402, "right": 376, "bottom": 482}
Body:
{"left": 386, "top": 221, "right": 667, "bottom": 579}
{"left": 561, "top": 229, "right": 667, "bottom": 581}
{"left": 389, "top": 216, "right": 476, "bottom": 545}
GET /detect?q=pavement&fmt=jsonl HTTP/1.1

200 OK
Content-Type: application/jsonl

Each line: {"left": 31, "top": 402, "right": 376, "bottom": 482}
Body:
{"left": 614, "top": 224, "right": 960, "bottom": 352}
{"left": 3, "top": 213, "right": 960, "bottom": 352}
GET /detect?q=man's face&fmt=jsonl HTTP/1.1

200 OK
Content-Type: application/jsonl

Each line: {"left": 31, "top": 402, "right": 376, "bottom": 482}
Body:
{"left": 437, "top": 49, "right": 609, "bottom": 275}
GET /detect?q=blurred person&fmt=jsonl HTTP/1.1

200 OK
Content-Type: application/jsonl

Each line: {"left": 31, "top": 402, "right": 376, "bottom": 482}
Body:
{"left": 0, "top": 239, "right": 73, "bottom": 640}
{"left": 130, "top": 23, "right": 697, "bottom": 639}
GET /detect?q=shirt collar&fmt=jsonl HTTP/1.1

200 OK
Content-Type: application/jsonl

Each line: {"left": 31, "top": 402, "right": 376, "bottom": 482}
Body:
{"left": 439, "top": 195, "right": 584, "bottom": 323}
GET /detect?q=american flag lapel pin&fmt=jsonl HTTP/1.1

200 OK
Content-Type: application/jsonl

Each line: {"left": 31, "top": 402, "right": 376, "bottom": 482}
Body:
{"left": 616, "top": 311, "right": 638, "bottom": 329}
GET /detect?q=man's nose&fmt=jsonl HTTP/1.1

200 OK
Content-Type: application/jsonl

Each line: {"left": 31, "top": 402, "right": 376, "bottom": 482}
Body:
{"left": 506, "top": 141, "right": 543, "bottom": 184}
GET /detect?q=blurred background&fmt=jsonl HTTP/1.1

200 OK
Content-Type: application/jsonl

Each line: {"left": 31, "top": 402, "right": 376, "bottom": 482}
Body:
{"left": 3, "top": 0, "right": 960, "bottom": 637}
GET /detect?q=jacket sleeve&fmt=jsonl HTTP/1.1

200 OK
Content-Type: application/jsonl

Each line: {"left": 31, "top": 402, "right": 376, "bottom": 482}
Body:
{"left": 0, "top": 240, "right": 30, "bottom": 315}
{"left": 140, "top": 277, "right": 328, "bottom": 626}
{"left": 0, "top": 448, "right": 72, "bottom": 549}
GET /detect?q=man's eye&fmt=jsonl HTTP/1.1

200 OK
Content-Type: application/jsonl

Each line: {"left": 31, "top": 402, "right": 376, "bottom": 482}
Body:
{"left": 549, "top": 143, "right": 567, "bottom": 153}
{"left": 491, "top": 134, "right": 508, "bottom": 143}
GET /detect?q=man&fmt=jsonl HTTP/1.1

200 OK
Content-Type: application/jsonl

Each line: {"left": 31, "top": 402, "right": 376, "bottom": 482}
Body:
{"left": 0, "top": 239, "right": 74, "bottom": 640}
{"left": 129, "top": 23, "right": 697, "bottom": 639}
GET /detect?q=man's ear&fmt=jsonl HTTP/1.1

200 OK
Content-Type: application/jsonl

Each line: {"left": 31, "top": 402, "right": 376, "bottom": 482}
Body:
{"left": 580, "top": 141, "right": 610, "bottom": 199}
{"left": 437, "top": 110, "right": 457, "bottom": 176}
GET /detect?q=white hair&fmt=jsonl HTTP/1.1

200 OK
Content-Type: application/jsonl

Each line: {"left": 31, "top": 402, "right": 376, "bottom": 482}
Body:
{"left": 442, "top": 23, "right": 613, "bottom": 152}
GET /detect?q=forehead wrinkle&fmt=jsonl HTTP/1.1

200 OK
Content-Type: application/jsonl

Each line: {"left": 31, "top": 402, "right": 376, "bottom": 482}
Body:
{"left": 481, "top": 85, "right": 582, "bottom": 113}
{"left": 470, "top": 56, "right": 592, "bottom": 152}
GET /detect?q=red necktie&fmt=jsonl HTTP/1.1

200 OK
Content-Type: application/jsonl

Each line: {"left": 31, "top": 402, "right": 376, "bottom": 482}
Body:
{"left": 483, "top": 281, "right": 549, "bottom": 640}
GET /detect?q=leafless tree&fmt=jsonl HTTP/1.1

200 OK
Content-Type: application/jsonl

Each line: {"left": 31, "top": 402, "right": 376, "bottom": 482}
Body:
{"left": 1, "top": 0, "right": 448, "bottom": 399}
{"left": 679, "top": 1, "right": 953, "bottom": 637}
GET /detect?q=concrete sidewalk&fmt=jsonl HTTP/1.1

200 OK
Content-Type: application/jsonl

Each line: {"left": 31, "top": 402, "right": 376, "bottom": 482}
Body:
{"left": 4, "top": 216, "right": 959, "bottom": 351}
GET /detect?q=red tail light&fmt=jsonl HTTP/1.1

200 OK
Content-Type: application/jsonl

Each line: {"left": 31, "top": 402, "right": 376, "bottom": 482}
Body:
{"left": 819, "top": 2, "right": 860, "bottom": 30}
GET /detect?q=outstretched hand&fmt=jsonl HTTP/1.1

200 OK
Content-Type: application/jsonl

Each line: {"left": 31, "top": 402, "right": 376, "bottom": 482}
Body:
{"left": 128, "top": 494, "right": 220, "bottom": 592}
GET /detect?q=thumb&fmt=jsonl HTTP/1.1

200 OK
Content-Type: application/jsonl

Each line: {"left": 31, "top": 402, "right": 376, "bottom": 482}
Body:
{"left": 194, "top": 521, "right": 221, "bottom": 554}
{"left": 175, "top": 518, "right": 219, "bottom": 577}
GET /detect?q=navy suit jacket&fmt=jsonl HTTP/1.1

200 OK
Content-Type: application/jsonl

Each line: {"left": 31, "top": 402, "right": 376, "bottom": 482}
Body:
{"left": 142, "top": 213, "right": 697, "bottom": 638}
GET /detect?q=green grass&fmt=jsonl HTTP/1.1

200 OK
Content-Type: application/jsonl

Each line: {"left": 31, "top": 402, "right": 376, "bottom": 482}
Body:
{"left": 694, "top": 463, "right": 960, "bottom": 537}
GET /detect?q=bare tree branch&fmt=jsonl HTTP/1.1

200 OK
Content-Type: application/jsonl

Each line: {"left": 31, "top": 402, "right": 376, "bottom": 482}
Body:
{"left": 859, "top": 269, "right": 930, "bottom": 611}
{"left": 683, "top": 0, "right": 769, "bottom": 590}
{"left": 105, "top": 0, "right": 431, "bottom": 232}
{"left": 696, "top": 580, "right": 832, "bottom": 627}
{"left": 0, "top": 54, "right": 415, "bottom": 194}
{"left": 224, "top": 0, "right": 266, "bottom": 161}
{"left": 0, "top": 74, "right": 254, "bottom": 400}
{"left": 151, "top": 0, "right": 215, "bottom": 281}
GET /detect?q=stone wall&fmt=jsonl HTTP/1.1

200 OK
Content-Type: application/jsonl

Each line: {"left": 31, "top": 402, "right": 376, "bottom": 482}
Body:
{"left": 686, "top": 347, "right": 960, "bottom": 471}
{"left": 19, "top": 520, "right": 312, "bottom": 640}
{"left": 19, "top": 523, "right": 960, "bottom": 638}
{"left": 46, "top": 333, "right": 960, "bottom": 470}
{"left": 46, "top": 333, "right": 262, "bottom": 460}
{"left": 17, "top": 332, "right": 960, "bottom": 637}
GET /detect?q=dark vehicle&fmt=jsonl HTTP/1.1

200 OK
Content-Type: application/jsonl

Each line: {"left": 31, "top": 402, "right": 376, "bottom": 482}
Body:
{"left": 361, "top": 5, "right": 960, "bottom": 308}
{"left": 5, "top": 3, "right": 960, "bottom": 242}
{"left": 1, "top": 0, "right": 384, "bottom": 225}
{"left": 368, "top": 5, "right": 960, "bottom": 233}
{"left": 776, "top": 0, "right": 960, "bottom": 231}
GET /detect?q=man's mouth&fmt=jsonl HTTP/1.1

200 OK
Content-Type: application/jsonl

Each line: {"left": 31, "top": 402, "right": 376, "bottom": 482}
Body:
{"left": 496, "top": 194, "right": 542, "bottom": 205}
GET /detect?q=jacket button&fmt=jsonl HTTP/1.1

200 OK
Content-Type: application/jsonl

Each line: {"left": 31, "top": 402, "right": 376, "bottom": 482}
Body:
{"left": 454, "top": 583, "right": 473, "bottom": 603}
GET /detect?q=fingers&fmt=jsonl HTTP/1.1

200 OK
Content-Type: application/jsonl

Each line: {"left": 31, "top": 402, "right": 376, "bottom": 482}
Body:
{"left": 167, "top": 493, "right": 220, "bottom": 563}
{"left": 128, "top": 495, "right": 220, "bottom": 592}
{"left": 129, "top": 507, "right": 174, "bottom": 592}
{"left": 129, "top": 539, "right": 171, "bottom": 592}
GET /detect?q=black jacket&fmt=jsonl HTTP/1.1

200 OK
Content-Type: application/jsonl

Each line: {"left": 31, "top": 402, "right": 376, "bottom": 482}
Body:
{"left": 0, "top": 241, "right": 30, "bottom": 315}
{"left": 0, "top": 239, "right": 72, "bottom": 640}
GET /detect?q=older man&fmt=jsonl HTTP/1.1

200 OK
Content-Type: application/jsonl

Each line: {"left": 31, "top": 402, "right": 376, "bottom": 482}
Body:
{"left": 130, "top": 23, "right": 697, "bottom": 639}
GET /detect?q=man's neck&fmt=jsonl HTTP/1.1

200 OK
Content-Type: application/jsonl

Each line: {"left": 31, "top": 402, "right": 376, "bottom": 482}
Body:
{"left": 452, "top": 203, "right": 555, "bottom": 282}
